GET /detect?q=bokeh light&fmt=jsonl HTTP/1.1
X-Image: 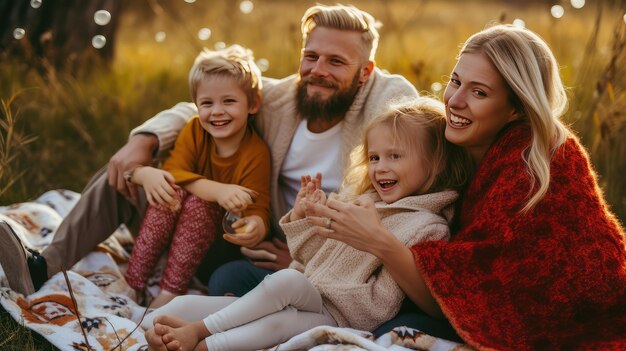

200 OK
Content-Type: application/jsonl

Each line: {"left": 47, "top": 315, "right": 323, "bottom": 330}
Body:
{"left": 512, "top": 18, "right": 525, "bottom": 28}
{"left": 198, "top": 28, "right": 212, "bottom": 41}
{"left": 30, "top": 0, "right": 42, "bottom": 9}
{"left": 551, "top": 5, "right": 564, "bottom": 19}
{"left": 240, "top": 1, "right": 254, "bottom": 14}
{"left": 13, "top": 28, "right": 25, "bottom": 40}
{"left": 570, "top": 0, "right": 585, "bottom": 9}
{"left": 623, "top": 13, "right": 626, "bottom": 24}
{"left": 92, "top": 35, "right": 106, "bottom": 49}
{"left": 184, "top": 0, "right": 196, "bottom": 3}
{"left": 215, "top": 41, "right": 226, "bottom": 50}
{"left": 155, "top": 31, "right": 166, "bottom": 42}
{"left": 431, "top": 82, "right": 443, "bottom": 92}
{"left": 94, "top": 10, "right": 111, "bottom": 26}
{"left": 256, "top": 58, "right": 269, "bottom": 72}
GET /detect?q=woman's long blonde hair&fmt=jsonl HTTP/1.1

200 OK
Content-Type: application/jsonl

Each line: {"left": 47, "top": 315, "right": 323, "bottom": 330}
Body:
{"left": 341, "top": 98, "right": 472, "bottom": 197}
{"left": 461, "top": 24, "right": 570, "bottom": 212}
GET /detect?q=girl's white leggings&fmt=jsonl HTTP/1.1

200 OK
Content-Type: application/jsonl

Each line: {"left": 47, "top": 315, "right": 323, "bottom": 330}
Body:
{"left": 141, "top": 268, "right": 337, "bottom": 351}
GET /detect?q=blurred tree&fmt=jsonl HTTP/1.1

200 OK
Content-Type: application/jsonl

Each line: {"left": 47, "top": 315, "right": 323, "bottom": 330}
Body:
{"left": 0, "top": 0, "right": 122, "bottom": 76}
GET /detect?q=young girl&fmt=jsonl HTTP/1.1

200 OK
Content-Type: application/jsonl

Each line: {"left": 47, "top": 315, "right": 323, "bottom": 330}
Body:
{"left": 143, "top": 98, "right": 472, "bottom": 351}
{"left": 124, "top": 45, "right": 271, "bottom": 308}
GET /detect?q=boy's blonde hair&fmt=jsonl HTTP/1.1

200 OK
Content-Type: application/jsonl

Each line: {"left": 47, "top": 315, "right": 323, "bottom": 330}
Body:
{"left": 461, "top": 24, "right": 569, "bottom": 213}
{"left": 301, "top": 4, "right": 380, "bottom": 61}
{"left": 188, "top": 44, "right": 262, "bottom": 106}
{"left": 342, "top": 98, "right": 472, "bottom": 196}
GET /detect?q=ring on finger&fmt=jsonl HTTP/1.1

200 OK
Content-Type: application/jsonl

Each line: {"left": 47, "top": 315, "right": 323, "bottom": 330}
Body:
{"left": 123, "top": 170, "right": 133, "bottom": 183}
{"left": 325, "top": 217, "right": 332, "bottom": 229}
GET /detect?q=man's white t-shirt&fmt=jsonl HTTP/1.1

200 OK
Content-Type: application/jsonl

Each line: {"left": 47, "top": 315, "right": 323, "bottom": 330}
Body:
{"left": 280, "top": 119, "right": 343, "bottom": 208}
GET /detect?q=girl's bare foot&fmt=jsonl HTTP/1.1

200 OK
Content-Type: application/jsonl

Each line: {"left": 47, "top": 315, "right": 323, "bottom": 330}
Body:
{"left": 149, "top": 315, "right": 190, "bottom": 350}
{"left": 160, "top": 320, "right": 211, "bottom": 351}
{"left": 145, "top": 327, "right": 168, "bottom": 351}
{"left": 153, "top": 314, "right": 189, "bottom": 329}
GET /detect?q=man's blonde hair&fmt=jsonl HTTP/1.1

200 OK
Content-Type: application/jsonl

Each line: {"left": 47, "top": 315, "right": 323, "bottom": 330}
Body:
{"left": 188, "top": 44, "right": 262, "bottom": 105}
{"left": 301, "top": 4, "right": 380, "bottom": 61}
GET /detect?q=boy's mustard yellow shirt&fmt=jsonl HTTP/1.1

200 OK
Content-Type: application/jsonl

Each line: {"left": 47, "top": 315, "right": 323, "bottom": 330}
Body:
{"left": 162, "top": 115, "right": 272, "bottom": 231}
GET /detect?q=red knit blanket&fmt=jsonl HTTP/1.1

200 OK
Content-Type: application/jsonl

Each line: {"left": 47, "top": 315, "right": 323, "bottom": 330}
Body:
{"left": 414, "top": 123, "right": 626, "bottom": 350}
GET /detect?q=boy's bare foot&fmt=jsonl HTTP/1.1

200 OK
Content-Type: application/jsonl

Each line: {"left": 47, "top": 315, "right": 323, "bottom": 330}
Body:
{"left": 150, "top": 290, "right": 178, "bottom": 309}
{"left": 159, "top": 319, "right": 211, "bottom": 351}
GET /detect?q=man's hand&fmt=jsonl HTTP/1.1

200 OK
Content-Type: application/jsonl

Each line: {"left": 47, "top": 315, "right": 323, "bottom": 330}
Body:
{"left": 108, "top": 134, "right": 158, "bottom": 202}
{"left": 240, "top": 238, "right": 292, "bottom": 271}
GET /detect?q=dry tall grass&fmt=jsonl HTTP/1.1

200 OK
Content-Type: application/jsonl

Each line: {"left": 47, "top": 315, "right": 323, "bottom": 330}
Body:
{"left": 0, "top": 0, "right": 625, "bottom": 348}
{"left": 2, "top": 0, "right": 623, "bottom": 219}
{"left": 0, "top": 95, "right": 37, "bottom": 202}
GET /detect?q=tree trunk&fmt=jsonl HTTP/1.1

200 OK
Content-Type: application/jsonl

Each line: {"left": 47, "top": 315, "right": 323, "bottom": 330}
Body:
{"left": 0, "top": 0, "right": 122, "bottom": 76}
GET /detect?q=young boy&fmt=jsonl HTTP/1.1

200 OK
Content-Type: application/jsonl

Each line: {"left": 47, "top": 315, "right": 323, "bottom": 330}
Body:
{"left": 124, "top": 45, "right": 271, "bottom": 308}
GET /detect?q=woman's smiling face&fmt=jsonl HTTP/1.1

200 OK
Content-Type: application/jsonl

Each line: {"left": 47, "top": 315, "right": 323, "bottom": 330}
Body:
{"left": 443, "top": 52, "right": 520, "bottom": 163}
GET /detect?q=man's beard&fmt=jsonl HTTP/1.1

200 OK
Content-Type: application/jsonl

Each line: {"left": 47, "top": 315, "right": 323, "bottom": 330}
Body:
{"left": 296, "top": 72, "right": 361, "bottom": 122}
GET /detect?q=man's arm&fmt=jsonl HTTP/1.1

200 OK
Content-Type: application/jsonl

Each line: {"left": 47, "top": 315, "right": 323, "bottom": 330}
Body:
{"left": 109, "top": 102, "right": 197, "bottom": 201}
{"left": 130, "top": 102, "right": 197, "bottom": 154}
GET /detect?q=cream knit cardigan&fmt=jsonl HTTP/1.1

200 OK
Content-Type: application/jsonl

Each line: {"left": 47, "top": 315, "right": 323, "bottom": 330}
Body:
{"left": 279, "top": 190, "right": 458, "bottom": 331}
{"left": 131, "top": 68, "right": 418, "bottom": 233}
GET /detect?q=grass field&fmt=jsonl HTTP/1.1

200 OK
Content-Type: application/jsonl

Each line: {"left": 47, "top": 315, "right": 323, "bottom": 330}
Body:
{"left": 1, "top": 0, "right": 625, "bottom": 349}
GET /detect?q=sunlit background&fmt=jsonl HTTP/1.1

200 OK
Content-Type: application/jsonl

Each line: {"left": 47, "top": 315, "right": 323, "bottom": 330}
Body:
{"left": 1, "top": 0, "right": 625, "bottom": 223}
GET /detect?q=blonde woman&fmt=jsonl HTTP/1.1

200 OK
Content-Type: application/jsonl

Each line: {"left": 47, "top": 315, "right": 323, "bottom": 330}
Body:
{"left": 305, "top": 24, "right": 626, "bottom": 350}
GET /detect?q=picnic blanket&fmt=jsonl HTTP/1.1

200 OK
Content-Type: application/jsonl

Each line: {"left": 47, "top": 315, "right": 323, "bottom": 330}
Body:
{"left": 0, "top": 190, "right": 472, "bottom": 351}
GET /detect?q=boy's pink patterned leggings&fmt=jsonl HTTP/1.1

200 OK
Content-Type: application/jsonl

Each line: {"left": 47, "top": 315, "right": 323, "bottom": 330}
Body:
{"left": 125, "top": 189, "right": 223, "bottom": 294}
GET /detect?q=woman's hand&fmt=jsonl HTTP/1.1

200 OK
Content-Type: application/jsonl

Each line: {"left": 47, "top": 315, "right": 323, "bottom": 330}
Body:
{"left": 304, "top": 194, "right": 445, "bottom": 318}
{"left": 214, "top": 185, "right": 258, "bottom": 213}
{"left": 303, "top": 195, "right": 391, "bottom": 255}
{"left": 291, "top": 173, "right": 324, "bottom": 222}
{"left": 132, "top": 166, "right": 181, "bottom": 210}
{"left": 222, "top": 215, "right": 266, "bottom": 248}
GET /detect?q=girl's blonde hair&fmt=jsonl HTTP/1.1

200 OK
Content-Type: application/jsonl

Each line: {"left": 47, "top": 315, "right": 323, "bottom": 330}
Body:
{"left": 342, "top": 98, "right": 472, "bottom": 196}
{"left": 188, "top": 44, "right": 262, "bottom": 106}
{"left": 461, "top": 24, "right": 569, "bottom": 212}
